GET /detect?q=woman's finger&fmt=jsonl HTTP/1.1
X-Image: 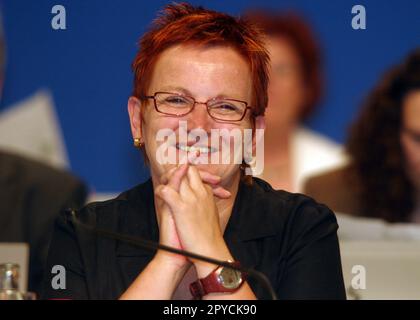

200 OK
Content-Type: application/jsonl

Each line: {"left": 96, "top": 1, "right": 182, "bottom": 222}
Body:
{"left": 187, "top": 165, "right": 206, "bottom": 193}
{"left": 157, "top": 184, "right": 183, "bottom": 212}
{"left": 197, "top": 170, "right": 221, "bottom": 185}
{"left": 190, "top": 166, "right": 231, "bottom": 199}
{"left": 167, "top": 163, "right": 189, "bottom": 192}
{"left": 179, "top": 170, "right": 195, "bottom": 200}
{"left": 211, "top": 185, "right": 231, "bottom": 199}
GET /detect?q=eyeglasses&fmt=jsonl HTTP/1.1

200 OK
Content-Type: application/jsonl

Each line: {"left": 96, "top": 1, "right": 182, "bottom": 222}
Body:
{"left": 142, "top": 92, "right": 252, "bottom": 122}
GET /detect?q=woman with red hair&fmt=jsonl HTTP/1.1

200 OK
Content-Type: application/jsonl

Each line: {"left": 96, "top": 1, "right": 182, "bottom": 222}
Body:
{"left": 247, "top": 11, "right": 346, "bottom": 192}
{"left": 42, "top": 3, "right": 345, "bottom": 300}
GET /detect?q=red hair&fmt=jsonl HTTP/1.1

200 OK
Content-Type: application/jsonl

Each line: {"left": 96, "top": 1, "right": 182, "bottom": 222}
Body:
{"left": 245, "top": 10, "right": 323, "bottom": 120}
{"left": 131, "top": 3, "right": 270, "bottom": 117}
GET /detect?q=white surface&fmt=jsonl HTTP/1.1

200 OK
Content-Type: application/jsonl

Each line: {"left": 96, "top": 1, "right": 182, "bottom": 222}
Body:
{"left": 0, "top": 243, "right": 29, "bottom": 292}
{"left": 340, "top": 241, "right": 420, "bottom": 299}
{"left": 336, "top": 213, "right": 420, "bottom": 241}
{"left": 0, "top": 90, "right": 69, "bottom": 169}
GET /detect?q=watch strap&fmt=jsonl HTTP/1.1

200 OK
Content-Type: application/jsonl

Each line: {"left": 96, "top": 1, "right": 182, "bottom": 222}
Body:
{"left": 189, "top": 261, "right": 243, "bottom": 300}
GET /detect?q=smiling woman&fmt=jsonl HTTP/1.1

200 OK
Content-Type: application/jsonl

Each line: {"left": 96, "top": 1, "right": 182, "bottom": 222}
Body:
{"left": 128, "top": 44, "right": 259, "bottom": 193}
{"left": 41, "top": 3, "right": 346, "bottom": 300}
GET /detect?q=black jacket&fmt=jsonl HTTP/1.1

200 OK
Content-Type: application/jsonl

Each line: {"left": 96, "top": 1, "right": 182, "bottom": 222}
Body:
{"left": 42, "top": 177, "right": 346, "bottom": 300}
{"left": 0, "top": 151, "right": 87, "bottom": 295}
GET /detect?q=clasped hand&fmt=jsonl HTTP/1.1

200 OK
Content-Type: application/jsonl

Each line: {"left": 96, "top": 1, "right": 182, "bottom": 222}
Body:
{"left": 154, "top": 163, "right": 233, "bottom": 274}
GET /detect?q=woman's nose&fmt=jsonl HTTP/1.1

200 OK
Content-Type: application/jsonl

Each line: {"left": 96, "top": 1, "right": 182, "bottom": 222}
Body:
{"left": 186, "top": 102, "right": 213, "bottom": 131}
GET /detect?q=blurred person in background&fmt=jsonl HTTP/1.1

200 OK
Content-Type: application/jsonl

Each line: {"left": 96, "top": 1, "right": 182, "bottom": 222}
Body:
{"left": 246, "top": 11, "right": 346, "bottom": 192}
{"left": 304, "top": 49, "right": 420, "bottom": 224}
{"left": 0, "top": 14, "right": 88, "bottom": 296}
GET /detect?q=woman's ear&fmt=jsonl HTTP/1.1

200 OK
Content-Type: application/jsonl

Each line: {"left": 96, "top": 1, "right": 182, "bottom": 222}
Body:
{"left": 128, "top": 96, "right": 143, "bottom": 140}
{"left": 252, "top": 116, "right": 265, "bottom": 154}
{"left": 243, "top": 115, "right": 265, "bottom": 176}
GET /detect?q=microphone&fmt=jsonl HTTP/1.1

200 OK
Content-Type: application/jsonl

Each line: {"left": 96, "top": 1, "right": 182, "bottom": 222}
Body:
{"left": 67, "top": 208, "right": 277, "bottom": 300}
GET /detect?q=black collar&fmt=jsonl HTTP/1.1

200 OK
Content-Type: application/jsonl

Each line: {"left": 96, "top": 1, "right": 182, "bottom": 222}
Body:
{"left": 227, "top": 177, "right": 282, "bottom": 242}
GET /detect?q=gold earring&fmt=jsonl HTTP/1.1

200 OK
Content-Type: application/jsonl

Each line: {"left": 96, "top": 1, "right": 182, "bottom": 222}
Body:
{"left": 133, "top": 138, "right": 144, "bottom": 148}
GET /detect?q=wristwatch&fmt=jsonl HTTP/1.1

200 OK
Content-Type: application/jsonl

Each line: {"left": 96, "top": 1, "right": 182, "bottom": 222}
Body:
{"left": 189, "top": 261, "right": 245, "bottom": 299}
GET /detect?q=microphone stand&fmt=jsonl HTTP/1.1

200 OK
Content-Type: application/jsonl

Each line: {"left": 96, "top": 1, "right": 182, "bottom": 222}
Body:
{"left": 68, "top": 209, "right": 277, "bottom": 300}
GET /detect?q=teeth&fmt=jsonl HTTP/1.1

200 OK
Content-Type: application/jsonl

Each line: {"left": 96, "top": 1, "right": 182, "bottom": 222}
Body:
{"left": 177, "top": 145, "right": 215, "bottom": 154}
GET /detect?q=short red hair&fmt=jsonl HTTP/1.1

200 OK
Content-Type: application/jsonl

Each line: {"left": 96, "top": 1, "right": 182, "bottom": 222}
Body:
{"left": 131, "top": 3, "right": 270, "bottom": 117}
{"left": 245, "top": 10, "right": 323, "bottom": 120}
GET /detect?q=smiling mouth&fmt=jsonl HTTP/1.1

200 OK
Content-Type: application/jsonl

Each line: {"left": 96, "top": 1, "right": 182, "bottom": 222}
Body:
{"left": 175, "top": 143, "right": 218, "bottom": 154}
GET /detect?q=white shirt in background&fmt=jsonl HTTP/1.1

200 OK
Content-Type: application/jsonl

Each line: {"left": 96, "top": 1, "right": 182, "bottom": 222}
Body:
{"left": 292, "top": 126, "right": 349, "bottom": 192}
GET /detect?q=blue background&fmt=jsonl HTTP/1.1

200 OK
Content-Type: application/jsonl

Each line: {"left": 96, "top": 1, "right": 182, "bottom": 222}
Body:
{"left": 2, "top": 0, "right": 420, "bottom": 193}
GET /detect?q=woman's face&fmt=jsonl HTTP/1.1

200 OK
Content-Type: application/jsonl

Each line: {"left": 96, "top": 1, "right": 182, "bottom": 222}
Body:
{"left": 128, "top": 45, "right": 263, "bottom": 187}
{"left": 265, "top": 36, "right": 307, "bottom": 132}
{"left": 401, "top": 90, "right": 420, "bottom": 190}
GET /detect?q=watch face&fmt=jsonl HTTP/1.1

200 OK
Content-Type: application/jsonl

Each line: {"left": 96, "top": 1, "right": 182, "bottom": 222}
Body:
{"left": 218, "top": 267, "right": 242, "bottom": 289}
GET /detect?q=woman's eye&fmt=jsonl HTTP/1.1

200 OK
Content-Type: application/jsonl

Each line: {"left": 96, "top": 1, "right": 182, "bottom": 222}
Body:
{"left": 165, "top": 96, "right": 188, "bottom": 105}
{"left": 214, "top": 103, "right": 238, "bottom": 112}
{"left": 405, "top": 129, "right": 420, "bottom": 143}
